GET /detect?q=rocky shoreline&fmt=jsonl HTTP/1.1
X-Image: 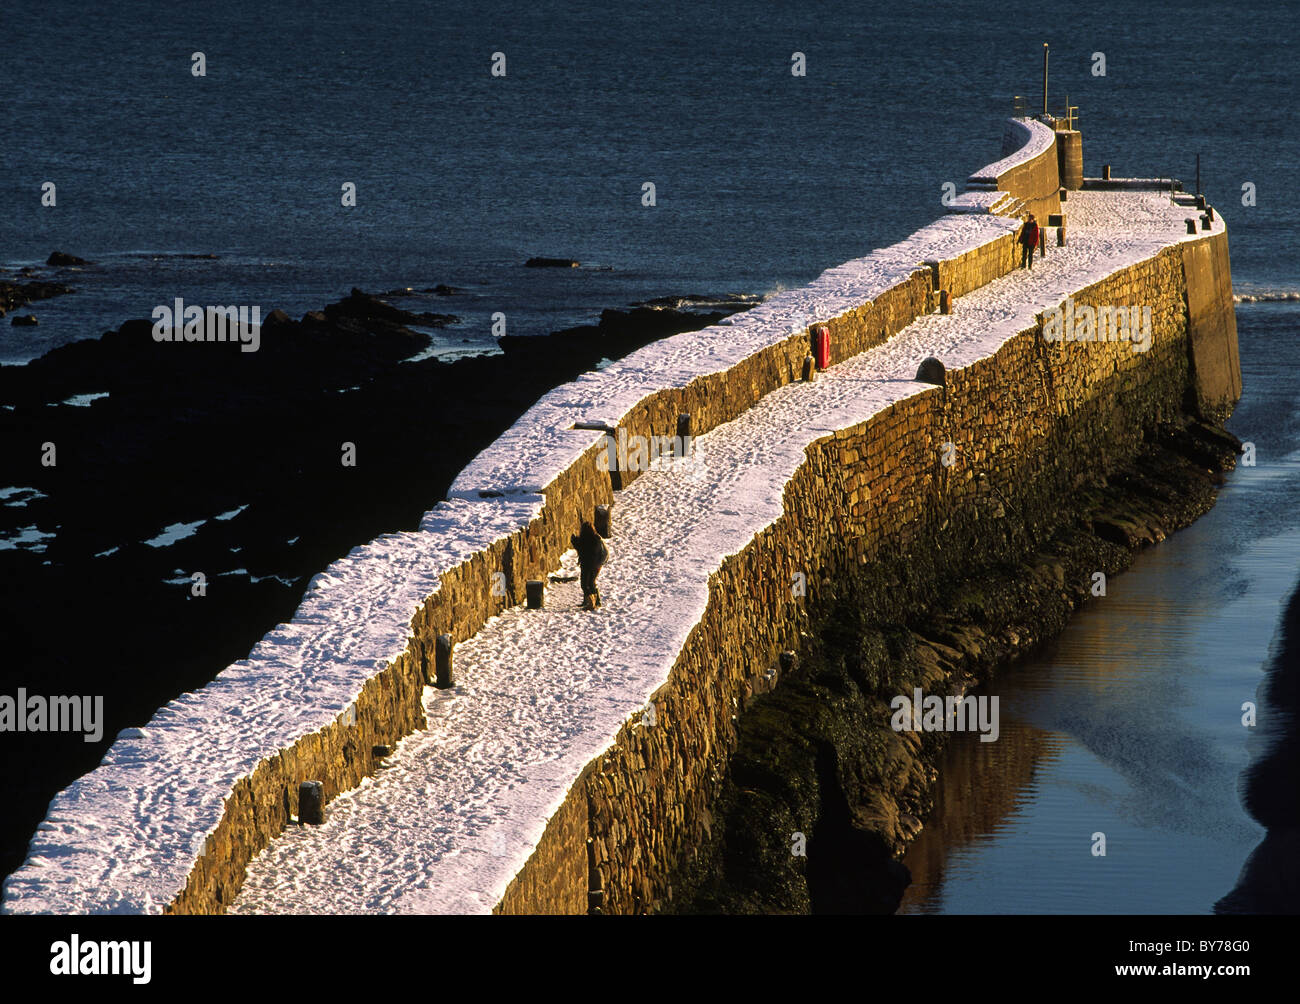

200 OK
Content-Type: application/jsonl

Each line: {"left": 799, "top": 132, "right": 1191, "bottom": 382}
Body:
{"left": 0, "top": 280, "right": 755, "bottom": 883}
{"left": 665, "top": 418, "right": 1242, "bottom": 914}
{"left": 1217, "top": 570, "right": 1300, "bottom": 914}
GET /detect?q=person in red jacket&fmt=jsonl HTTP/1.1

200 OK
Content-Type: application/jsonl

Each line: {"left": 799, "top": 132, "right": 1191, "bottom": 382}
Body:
{"left": 1019, "top": 213, "right": 1040, "bottom": 270}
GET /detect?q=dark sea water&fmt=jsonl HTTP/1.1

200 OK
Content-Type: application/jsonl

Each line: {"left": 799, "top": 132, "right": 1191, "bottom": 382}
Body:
{"left": 2, "top": 0, "right": 1297, "bottom": 913}
{"left": 3, "top": 0, "right": 1297, "bottom": 363}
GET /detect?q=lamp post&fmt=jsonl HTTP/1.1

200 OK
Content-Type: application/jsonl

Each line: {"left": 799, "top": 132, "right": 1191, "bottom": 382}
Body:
{"left": 1042, "top": 43, "right": 1049, "bottom": 117}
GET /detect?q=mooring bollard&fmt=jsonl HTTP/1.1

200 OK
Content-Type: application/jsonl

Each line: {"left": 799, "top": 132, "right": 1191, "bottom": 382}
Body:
{"left": 1206, "top": 205, "right": 1215, "bottom": 222}
{"left": 435, "top": 633, "right": 454, "bottom": 689}
{"left": 1186, "top": 219, "right": 1198, "bottom": 234}
{"left": 594, "top": 503, "right": 612, "bottom": 539}
{"left": 526, "top": 579, "right": 545, "bottom": 609}
{"left": 939, "top": 289, "right": 952, "bottom": 314}
{"left": 802, "top": 353, "right": 816, "bottom": 382}
{"left": 1196, "top": 194, "right": 1206, "bottom": 210}
{"left": 915, "top": 356, "right": 946, "bottom": 387}
{"left": 1200, "top": 215, "right": 1211, "bottom": 230}
{"left": 299, "top": 781, "right": 325, "bottom": 825}
{"left": 1102, "top": 164, "right": 1112, "bottom": 181}
{"left": 1057, "top": 225, "right": 1067, "bottom": 247}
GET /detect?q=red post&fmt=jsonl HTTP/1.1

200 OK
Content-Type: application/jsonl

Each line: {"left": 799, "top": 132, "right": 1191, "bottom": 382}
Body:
{"left": 814, "top": 326, "right": 830, "bottom": 369}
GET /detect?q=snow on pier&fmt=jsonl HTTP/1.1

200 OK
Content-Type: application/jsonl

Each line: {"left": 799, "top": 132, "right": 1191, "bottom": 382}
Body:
{"left": 2, "top": 183, "right": 1220, "bottom": 915}
{"left": 223, "top": 189, "right": 1222, "bottom": 914}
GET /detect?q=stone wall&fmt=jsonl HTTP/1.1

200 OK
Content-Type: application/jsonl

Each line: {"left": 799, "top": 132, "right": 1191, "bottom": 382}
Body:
{"left": 158, "top": 226, "right": 993, "bottom": 914}
{"left": 1182, "top": 233, "right": 1242, "bottom": 421}
{"left": 964, "top": 118, "right": 1063, "bottom": 221}
{"left": 157, "top": 221, "right": 1232, "bottom": 915}
{"left": 928, "top": 233, "right": 1020, "bottom": 299}
{"left": 996, "top": 139, "right": 1062, "bottom": 220}
{"left": 495, "top": 230, "right": 1236, "bottom": 913}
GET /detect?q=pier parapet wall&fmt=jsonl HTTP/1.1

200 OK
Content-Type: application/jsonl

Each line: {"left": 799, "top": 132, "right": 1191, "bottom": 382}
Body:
{"left": 1, "top": 122, "right": 1239, "bottom": 917}
{"left": 497, "top": 230, "right": 1235, "bottom": 913}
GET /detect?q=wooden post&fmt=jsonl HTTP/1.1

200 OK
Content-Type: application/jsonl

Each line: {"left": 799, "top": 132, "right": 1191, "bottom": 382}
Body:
{"left": 594, "top": 504, "right": 612, "bottom": 539}
{"left": 1102, "top": 164, "right": 1111, "bottom": 181}
{"left": 1057, "top": 225, "right": 1066, "bottom": 246}
{"left": 435, "top": 633, "right": 454, "bottom": 689}
{"left": 802, "top": 353, "right": 816, "bottom": 382}
{"left": 299, "top": 781, "right": 325, "bottom": 824}
{"left": 939, "top": 289, "right": 951, "bottom": 314}
{"left": 526, "top": 579, "right": 545, "bottom": 609}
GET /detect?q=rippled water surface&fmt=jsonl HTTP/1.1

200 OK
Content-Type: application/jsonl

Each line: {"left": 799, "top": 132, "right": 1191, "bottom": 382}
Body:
{"left": 900, "top": 304, "right": 1299, "bottom": 914}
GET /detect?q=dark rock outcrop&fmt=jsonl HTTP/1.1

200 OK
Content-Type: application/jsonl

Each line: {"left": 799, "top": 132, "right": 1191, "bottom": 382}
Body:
{"left": 525, "top": 257, "right": 580, "bottom": 268}
{"left": 1217, "top": 572, "right": 1300, "bottom": 914}
{"left": 0, "top": 279, "right": 74, "bottom": 315}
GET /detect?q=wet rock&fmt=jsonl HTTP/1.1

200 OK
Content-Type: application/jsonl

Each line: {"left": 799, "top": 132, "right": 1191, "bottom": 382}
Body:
{"left": 1, "top": 279, "right": 75, "bottom": 314}
{"left": 525, "top": 257, "right": 579, "bottom": 268}
{"left": 10, "top": 314, "right": 38, "bottom": 326}
{"left": 46, "top": 251, "right": 87, "bottom": 267}
{"left": 328, "top": 288, "right": 457, "bottom": 329}
{"left": 634, "top": 293, "right": 761, "bottom": 311}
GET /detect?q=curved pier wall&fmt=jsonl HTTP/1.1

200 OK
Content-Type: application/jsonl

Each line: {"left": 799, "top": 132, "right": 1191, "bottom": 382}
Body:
{"left": 496, "top": 229, "right": 1237, "bottom": 914}
{"left": 1, "top": 119, "right": 1227, "bottom": 917}
{"left": 169, "top": 261, "right": 937, "bottom": 914}
{"left": 961, "top": 117, "right": 1062, "bottom": 221}
{"left": 1, "top": 211, "right": 1015, "bottom": 916}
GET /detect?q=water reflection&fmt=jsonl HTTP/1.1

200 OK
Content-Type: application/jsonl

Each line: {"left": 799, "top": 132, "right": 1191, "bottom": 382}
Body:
{"left": 898, "top": 308, "right": 1298, "bottom": 914}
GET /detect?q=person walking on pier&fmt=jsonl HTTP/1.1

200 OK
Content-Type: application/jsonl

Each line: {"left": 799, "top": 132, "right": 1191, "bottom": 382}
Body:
{"left": 572, "top": 520, "right": 609, "bottom": 610}
{"left": 1019, "top": 213, "right": 1040, "bottom": 270}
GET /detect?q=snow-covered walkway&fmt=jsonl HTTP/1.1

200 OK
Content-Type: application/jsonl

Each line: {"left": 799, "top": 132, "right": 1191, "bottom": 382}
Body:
{"left": 229, "top": 190, "right": 1218, "bottom": 913}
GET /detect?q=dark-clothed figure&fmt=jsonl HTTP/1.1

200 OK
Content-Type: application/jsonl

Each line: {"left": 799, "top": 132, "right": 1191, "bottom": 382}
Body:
{"left": 572, "top": 520, "right": 609, "bottom": 610}
{"left": 1020, "top": 213, "right": 1040, "bottom": 269}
